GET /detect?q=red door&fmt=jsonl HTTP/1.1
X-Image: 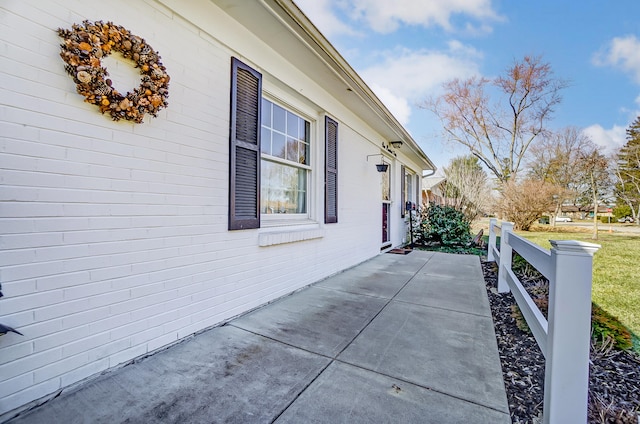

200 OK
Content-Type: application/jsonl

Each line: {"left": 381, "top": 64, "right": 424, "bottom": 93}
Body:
{"left": 382, "top": 203, "right": 390, "bottom": 243}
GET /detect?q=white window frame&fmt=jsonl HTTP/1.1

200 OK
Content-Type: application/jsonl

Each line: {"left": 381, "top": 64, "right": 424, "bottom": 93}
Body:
{"left": 260, "top": 92, "right": 317, "bottom": 227}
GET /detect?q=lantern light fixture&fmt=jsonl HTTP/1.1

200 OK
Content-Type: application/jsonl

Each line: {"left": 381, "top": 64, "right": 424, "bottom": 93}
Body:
{"left": 367, "top": 153, "right": 389, "bottom": 172}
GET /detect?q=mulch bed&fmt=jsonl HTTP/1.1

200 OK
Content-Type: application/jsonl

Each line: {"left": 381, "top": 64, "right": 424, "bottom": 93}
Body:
{"left": 482, "top": 260, "right": 640, "bottom": 424}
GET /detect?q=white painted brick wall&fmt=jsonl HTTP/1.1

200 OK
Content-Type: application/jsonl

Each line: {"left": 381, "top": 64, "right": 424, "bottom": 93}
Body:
{"left": 0, "top": 0, "right": 430, "bottom": 418}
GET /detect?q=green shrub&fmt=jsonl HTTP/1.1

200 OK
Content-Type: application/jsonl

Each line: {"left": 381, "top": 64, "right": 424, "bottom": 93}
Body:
{"left": 613, "top": 204, "right": 632, "bottom": 220}
{"left": 591, "top": 303, "right": 633, "bottom": 350}
{"left": 413, "top": 204, "right": 472, "bottom": 247}
{"left": 600, "top": 216, "right": 611, "bottom": 224}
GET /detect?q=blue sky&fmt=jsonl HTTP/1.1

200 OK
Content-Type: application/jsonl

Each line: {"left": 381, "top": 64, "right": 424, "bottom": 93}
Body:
{"left": 295, "top": 0, "right": 640, "bottom": 170}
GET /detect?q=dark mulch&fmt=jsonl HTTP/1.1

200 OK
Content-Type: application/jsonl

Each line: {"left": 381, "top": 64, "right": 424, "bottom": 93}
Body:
{"left": 482, "top": 260, "right": 640, "bottom": 424}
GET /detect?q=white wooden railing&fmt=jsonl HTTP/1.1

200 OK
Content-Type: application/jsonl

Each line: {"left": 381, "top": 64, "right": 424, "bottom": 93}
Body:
{"left": 488, "top": 218, "right": 600, "bottom": 424}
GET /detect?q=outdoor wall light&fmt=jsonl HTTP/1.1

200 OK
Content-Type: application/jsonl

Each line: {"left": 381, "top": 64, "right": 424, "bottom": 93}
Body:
{"left": 376, "top": 162, "right": 389, "bottom": 172}
{"left": 367, "top": 153, "right": 389, "bottom": 172}
{"left": 390, "top": 140, "right": 403, "bottom": 149}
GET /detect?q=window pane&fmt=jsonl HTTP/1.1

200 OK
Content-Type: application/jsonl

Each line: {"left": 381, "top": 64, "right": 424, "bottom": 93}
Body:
{"left": 286, "top": 138, "right": 298, "bottom": 163}
{"left": 272, "top": 104, "right": 286, "bottom": 133}
{"left": 300, "top": 121, "right": 310, "bottom": 165}
{"left": 300, "top": 120, "right": 307, "bottom": 141}
{"left": 261, "top": 99, "right": 271, "bottom": 127}
{"left": 287, "top": 111, "right": 299, "bottom": 138}
{"left": 272, "top": 132, "right": 286, "bottom": 158}
{"left": 260, "top": 127, "right": 270, "bottom": 154}
{"left": 299, "top": 142, "right": 308, "bottom": 165}
{"left": 261, "top": 160, "right": 307, "bottom": 214}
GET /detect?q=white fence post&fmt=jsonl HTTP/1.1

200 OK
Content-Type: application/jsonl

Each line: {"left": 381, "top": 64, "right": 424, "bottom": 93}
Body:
{"left": 488, "top": 218, "right": 497, "bottom": 261}
{"left": 497, "top": 222, "right": 513, "bottom": 293}
{"left": 543, "top": 240, "right": 600, "bottom": 424}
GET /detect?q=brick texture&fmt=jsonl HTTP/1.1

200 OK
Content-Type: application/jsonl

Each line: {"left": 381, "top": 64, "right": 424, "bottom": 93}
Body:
{"left": 0, "top": 0, "right": 419, "bottom": 418}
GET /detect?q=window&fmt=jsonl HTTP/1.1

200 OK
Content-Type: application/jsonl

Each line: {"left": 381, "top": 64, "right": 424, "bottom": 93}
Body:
{"left": 401, "top": 166, "right": 416, "bottom": 217}
{"left": 260, "top": 99, "right": 310, "bottom": 215}
{"left": 229, "top": 57, "right": 338, "bottom": 231}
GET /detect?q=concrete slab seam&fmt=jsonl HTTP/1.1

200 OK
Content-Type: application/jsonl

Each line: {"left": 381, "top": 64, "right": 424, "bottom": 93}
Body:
{"left": 327, "top": 253, "right": 436, "bottom": 360}
{"left": 390, "top": 298, "right": 493, "bottom": 320}
{"left": 259, "top": 254, "right": 438, "bottom": 421}
{"left": 268, "top": 359, "right": 333, "bottom": 424}
{"left": 329, "top": 358, "right": 511, "bottom": 417}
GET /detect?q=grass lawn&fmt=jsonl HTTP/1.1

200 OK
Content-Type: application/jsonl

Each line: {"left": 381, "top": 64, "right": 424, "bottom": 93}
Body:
{"left": 514, "top": 227, "right": 639, "bottom": 339}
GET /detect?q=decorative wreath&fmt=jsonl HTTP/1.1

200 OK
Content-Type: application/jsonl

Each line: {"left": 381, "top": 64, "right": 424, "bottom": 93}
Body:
{"left": 58, "top": 20, "right": 170, "bottom": 123}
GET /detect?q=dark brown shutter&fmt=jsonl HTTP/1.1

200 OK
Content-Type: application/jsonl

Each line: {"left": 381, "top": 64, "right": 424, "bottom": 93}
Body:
{"left": 400, "top": 165, "right": 406, "bottom": 218}
{"left": 325, "top": 116, "right": 338, "bottom": 224}
{"left": 229, "top": 58, "right": 261, "bottom": 230}
{"left": 415, "top": 174, "right": 420, "bottom": 208}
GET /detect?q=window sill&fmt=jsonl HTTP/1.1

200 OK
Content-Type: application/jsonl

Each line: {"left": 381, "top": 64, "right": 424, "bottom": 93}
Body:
{"left": 258, "top": 222, "right": 324, "bottom": 246}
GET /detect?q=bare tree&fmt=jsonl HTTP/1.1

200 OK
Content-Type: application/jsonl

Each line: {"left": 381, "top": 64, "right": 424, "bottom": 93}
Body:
{"left": 527, "top": 127, "right": 590, "bottom": 225}
{"left": 442, "top": 155, "right": 493, "bottom": 222}
{"left": 498, "top": 178, "right": 558, "bottom": 231}
{"left": 426, "top": 56, "right": 567, "bottom": 183}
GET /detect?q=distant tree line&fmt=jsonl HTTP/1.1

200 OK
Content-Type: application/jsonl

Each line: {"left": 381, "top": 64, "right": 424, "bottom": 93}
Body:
{"left": 424, "top": 55, "right": 640, "bottom": 238}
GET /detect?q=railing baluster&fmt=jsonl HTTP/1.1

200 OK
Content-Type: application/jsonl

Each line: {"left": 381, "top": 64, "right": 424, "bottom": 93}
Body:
{"left": 497, "top": 222, "right": 513, "bottom": 293}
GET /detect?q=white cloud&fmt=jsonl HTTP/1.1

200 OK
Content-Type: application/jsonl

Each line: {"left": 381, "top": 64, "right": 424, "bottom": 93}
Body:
{"left": 346, "top": 0, "right": 501, "bottom": 33}
{"left": 362, "top": 49, "right": 480, "bottom": 97}
{"left": 593, "top": 35, "right": 640, "bottom": 83}
{"left": 296, "top": 0, "right": 501, "bottom": 36}
{"left": 294, "top": 1, "right": 488, "bottom": 137}
{"left": 294, "top": 0, "right": 360, "bottom": 37}
{"left": 368, "top": 83, "right": 412, "bottom": 125}
{"left": 359, "top": 43, "right": 482, "bottom": 123}
{"left": 582, "top": 124, "right": 626, "bottom": 154}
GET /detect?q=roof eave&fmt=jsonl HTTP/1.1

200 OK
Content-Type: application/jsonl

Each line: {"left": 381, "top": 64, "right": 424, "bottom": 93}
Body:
{"left": 268, "top": 0, "right": 436, "bottom": 171}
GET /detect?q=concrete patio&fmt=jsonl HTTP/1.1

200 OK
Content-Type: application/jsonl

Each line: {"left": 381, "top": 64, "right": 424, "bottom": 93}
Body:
{"left": 7, "top": 250, "right": 510, "bottom": 424}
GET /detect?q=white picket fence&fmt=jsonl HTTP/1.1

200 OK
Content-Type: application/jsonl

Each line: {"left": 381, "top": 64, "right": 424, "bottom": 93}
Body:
{"left": 488, "top": 218, "right": 600, "bottom": 424}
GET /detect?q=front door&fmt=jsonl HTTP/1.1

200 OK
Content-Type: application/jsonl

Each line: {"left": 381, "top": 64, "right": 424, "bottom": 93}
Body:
{"left": 381, "top": 162, "right": 391, "bottom": 245}
{"left": 382, "top": 203, "right": 390, "bottom": 243}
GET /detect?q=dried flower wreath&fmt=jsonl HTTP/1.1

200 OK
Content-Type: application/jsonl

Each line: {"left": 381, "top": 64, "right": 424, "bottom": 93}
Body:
{"left": 58, "top": 20, "right": 170, "bottom": 123}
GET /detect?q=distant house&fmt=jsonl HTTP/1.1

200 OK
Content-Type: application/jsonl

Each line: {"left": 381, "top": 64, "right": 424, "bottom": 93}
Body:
{"left": 422, "top": 175, "right": 447, "bottom": 206}
{"left": 559, "top": 205, "right": 612, "bottom": 220}
{"left": 0, "top": 0, "right": 435, "bottom": 418}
